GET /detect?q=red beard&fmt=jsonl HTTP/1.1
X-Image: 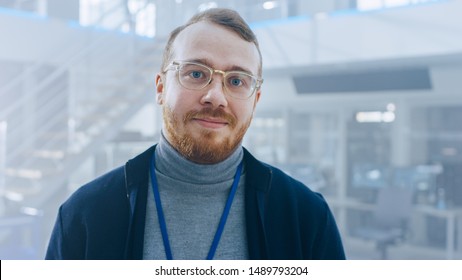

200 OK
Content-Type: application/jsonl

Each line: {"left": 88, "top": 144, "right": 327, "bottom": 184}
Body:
{"left": 163, "top": 106, "right": 251, "bottom": 164}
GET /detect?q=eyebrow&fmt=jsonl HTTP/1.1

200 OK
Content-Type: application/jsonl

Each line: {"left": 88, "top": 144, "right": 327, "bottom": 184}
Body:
{"left": 184, "top": 58, "right": 255, "bottom": 76}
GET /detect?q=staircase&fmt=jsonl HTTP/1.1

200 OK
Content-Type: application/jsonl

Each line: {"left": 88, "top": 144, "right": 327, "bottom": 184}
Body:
{"left": 0, "top": 1, "right": 167, "bottom": 258}
{"left": 0, "top": 21, "right": 164, "bottom": 215}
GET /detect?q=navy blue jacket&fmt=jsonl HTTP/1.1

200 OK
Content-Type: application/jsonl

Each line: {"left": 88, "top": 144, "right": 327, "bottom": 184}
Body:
{"left": 45, "top": 145, "right": 345, "bottom": 259}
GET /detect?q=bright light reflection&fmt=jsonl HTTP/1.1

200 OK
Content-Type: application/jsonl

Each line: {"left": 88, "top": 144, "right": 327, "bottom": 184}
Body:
{"left": 198, "top": 2, "right": 218, "bottom": 12}
{"left": 387, "top": 103, "right": 396, "bottom": 111}
{"left": 357, "top": 0, "right": 437, "bottom": 11}
{"left": 356, "top": 111, "right": 395, "bottom": 123}
{"left": 382, "top": 111, "right": 396, "bottom": 122}
{"left": 263, "top": 1, "right": 278, "bottom": 10}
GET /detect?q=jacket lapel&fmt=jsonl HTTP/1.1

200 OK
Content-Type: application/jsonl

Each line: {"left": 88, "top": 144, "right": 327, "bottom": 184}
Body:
{"left": 124, "top": 145, "right": 156, "bottom": 259}
{"left": 243, "top": 148, "right": 272, "bottom": 259}
{"left": 123, "top": 145, "right": 273, "bottom": 260}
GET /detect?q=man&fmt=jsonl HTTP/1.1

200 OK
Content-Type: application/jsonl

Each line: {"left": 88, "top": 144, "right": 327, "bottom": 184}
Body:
{"left": 46, "top": 8, "right": 345, "bottom": 260}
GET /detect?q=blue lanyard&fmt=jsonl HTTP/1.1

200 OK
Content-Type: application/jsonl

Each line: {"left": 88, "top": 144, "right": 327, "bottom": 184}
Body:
{"left": 149, "top": 151, "right": 243, "bottom": 260}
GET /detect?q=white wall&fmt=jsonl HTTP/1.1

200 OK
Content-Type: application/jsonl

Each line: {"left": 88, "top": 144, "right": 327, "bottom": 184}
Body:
{"left": 0, "top": 8, "right": 153, "bottom": 65}
{"left": 253, "top": 0, "right": 462, "bottom": 68}
{"left": 257, "top": 59, "right": 462, "bottom": 114}
{"left": 2, "top": 1, "right": 462, "bottom": 69}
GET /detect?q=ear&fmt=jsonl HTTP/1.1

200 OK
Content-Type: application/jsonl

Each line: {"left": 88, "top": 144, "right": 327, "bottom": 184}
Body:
{"left": 253, "top": 89, "right": 261, "bottom": 108}
{"left": 155, "top": 74, "right": 164, "bottom": 105}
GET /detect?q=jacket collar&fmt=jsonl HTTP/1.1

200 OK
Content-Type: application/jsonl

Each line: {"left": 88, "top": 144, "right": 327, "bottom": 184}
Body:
{"left": 124, "top": 145, "right": 272, "bottom": 197}
{"left": 242, "top": 148, "right": 272, "bottom": 259}
{"left": 124, "top": 145, "right": 155, "bottom": 259}
{"left": 123, "top": 144, "right": 272, "bottom": 259}
{"left": 242, "top": 148, "right": 272, "bottom": 192}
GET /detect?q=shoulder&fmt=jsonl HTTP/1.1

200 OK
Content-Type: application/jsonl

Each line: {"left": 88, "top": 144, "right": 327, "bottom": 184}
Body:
{"left": 60, "top": 144, "right": 156, "bottom": 220}
{"left": 48, "top": 166, "right": 131, "bottom": 259}
{"left": 47, "top": 145, "right": 156, "bottom": 259}
{"left": 268, "top": 164, "right": 329, "bottom": 213}
{"left": 243, "top": 149, "right": 345, "bottom": 259}
{"left": 62, "top": 144, "right": 156, "bottom": 213}
{"left": 243, "top": 148, "right": 328, "bottom": 212}
{"left": 60, "top": 166, "right": 127, "bottom": 219}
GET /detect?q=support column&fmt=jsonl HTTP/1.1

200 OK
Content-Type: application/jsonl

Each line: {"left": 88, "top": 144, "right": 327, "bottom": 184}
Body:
{"left": 47, "top": 0, "right": 80, "bottom": 21}
{"left": 23, "top": 68, "right": 37, "bottom": 154}
{"left": 390, "top": 101, "right": 411, "bottom": 167}
{"left": 154, "top": 0, "right": 182, "bottom": 38}
{"left": 334, "top": 109, "right": 349, "bottom": 234}
{"left": 0, "top": 121, "right": 7, "bottom": 216}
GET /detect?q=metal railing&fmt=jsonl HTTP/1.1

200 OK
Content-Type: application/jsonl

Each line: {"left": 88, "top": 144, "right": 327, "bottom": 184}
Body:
{"left": 0, "top": 1, "right": 163, "bottom": 212}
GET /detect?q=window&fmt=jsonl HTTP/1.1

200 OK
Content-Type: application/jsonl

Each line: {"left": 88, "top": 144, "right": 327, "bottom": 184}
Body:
{"left": 357, "top": 0, "right": 439, "bottom": 11}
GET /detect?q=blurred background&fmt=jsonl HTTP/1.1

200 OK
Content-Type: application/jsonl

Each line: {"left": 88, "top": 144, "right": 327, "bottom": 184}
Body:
{"left": 1, "top": 0, "right": 462, "bottom": 260}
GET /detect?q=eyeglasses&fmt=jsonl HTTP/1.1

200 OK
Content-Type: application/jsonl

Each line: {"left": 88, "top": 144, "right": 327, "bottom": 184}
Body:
{"left": 164, "top": 61, "right": 263, "bottom": 100}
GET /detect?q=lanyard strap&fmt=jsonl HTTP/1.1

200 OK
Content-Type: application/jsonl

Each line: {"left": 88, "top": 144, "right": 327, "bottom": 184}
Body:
{"left": 149, "top": 151, "right": 243, "bottom": 260}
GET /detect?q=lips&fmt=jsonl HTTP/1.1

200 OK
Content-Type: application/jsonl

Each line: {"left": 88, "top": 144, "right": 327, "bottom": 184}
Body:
{"left": 193, "top": 118, "right": 228, "bottom": 129}
{"left": 195, "top": 117, "right": 228, "bottom": 124}
{"left": 185, "top": 108, "right": 236, "bottom": 128}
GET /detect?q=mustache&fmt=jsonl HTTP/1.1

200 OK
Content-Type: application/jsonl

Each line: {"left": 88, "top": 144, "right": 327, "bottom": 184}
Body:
{"left": 184, "top": 108, "right": 236, "bottom": 127}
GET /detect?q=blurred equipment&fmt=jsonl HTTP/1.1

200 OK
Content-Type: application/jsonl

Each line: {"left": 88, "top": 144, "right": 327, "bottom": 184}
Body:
{"left": 279, "top": 163, "right": 327, "bottom": 191}
{"left": 353, "top": 187, "right": 414, "bottom": 259}
{"left": 0, "top": 207, "right": 43, "bottom": 259}
{"left": 350, "top": 163, "right": 391, "bottom": 202}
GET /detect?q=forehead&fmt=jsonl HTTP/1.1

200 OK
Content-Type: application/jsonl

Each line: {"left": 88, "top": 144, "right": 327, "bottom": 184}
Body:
{"left": 172, "top": 21, "right": 260, "bottom": 74}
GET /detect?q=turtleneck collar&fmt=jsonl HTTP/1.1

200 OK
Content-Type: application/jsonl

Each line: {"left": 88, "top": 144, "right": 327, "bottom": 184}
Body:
{"left": 154, "top": 132, "right": 244, "bottom": 185}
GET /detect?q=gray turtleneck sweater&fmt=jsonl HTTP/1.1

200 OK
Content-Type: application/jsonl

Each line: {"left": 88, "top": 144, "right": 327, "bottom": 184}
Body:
{"left": 143, "top": 134, "right": 248, "bottom": 259}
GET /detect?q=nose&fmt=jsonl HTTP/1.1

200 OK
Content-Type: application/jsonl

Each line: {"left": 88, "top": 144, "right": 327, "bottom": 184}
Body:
{"left": 200, "top": 72, "right": 228, "bottom": 108}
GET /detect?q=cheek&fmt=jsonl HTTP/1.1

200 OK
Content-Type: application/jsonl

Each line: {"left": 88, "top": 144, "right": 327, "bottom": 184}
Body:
{"left": 163, "top": 83, "right": 184, "bottom": 108}
{"left": 164, "top": 92, "right": 195, "bottom": 119}
{"left": 236, "top": 103, "right": 255, "bottom": 120}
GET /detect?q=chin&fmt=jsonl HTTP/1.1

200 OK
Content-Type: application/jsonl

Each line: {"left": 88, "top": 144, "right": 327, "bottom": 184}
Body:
{"left": 169, "top": 129, "right": 241, "bottom": 163}
{"left": 162, "top": 105, "right": 251, "bottom": 163}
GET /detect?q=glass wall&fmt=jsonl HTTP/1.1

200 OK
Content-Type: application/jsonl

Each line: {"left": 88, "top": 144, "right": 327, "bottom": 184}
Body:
{"left": 1, "top": 0, "right": 461, "bottom": 260}
{"left": 246, "top": 99, "right": 462, "bottom": 259}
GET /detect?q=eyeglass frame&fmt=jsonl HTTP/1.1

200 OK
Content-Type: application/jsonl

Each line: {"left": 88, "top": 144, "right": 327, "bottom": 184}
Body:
{"left": 163, "top": 60, "right": 263, "bottom": 100}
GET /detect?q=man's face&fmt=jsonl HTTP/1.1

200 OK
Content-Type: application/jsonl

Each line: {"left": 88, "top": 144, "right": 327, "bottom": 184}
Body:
{"left": 156, "top": 21, "right": 261, "bottom": 164}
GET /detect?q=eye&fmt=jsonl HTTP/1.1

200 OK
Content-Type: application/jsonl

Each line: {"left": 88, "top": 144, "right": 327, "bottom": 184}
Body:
{"left": 227, "top": 73, "right": 253, "bottom": 90}
{"left": 179, "top": 63, "right": 209, "bottom": 81}
{"left": 190, "top": 71, "right": 204, "bottom": 79}
{"left": 229, "top": 77, "right": 243, "bottom": 87}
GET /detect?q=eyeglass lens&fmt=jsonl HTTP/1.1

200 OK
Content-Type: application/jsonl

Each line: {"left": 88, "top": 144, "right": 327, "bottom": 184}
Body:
{"left": 177, "top": 63, "right": 257, "bottom": 99}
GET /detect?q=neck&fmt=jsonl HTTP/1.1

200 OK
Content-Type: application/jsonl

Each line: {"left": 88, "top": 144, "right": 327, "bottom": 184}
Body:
{"left": 155, "top": 132, "right": 243, "bottom": 184}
